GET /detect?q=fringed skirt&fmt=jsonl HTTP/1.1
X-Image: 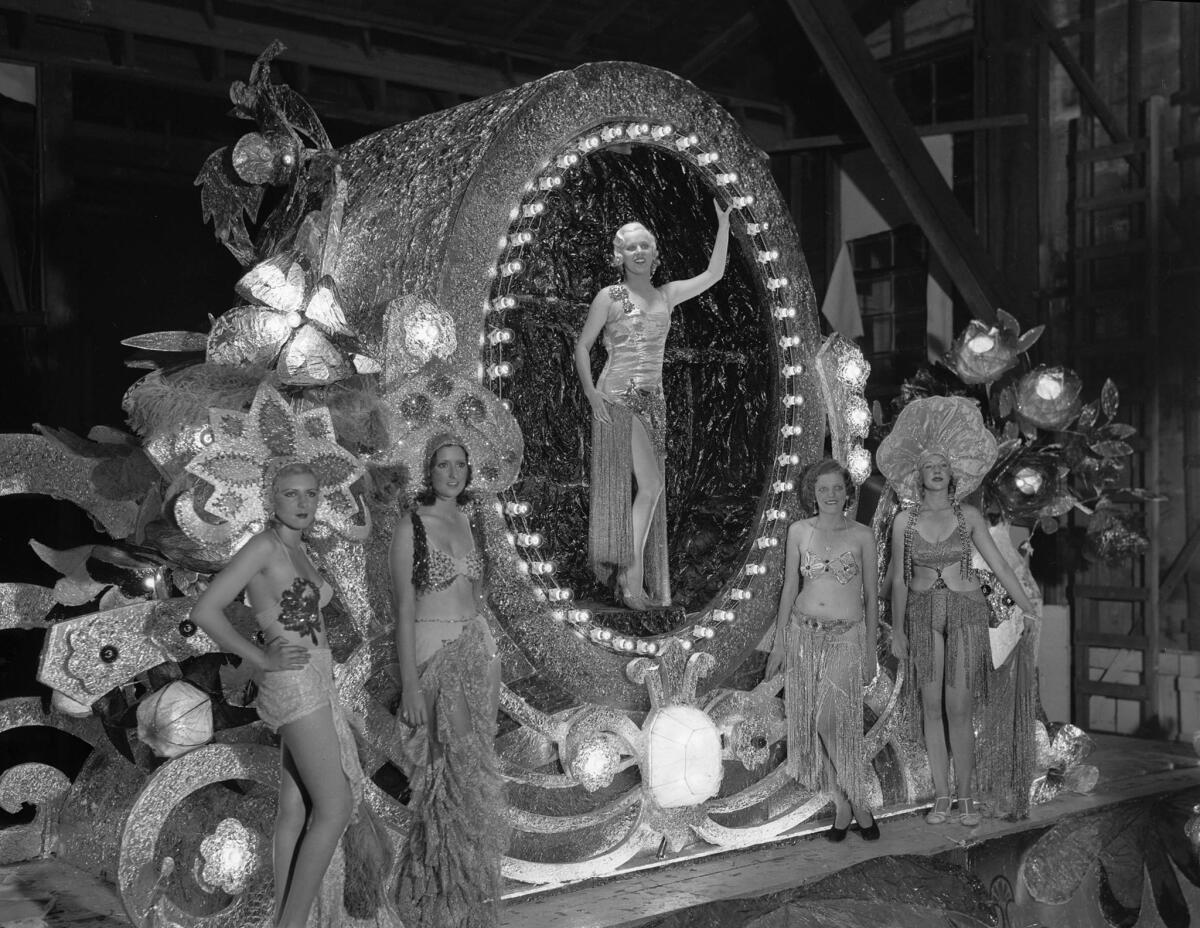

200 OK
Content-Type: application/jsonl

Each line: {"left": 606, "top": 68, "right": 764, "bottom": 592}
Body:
{"left": 902, "top": 587, "right": 1036, "bottom": 820}
{"left": 589, "top": 385, "right": 669, "bottom": 605}
{"left": 784, "top": 605, "right": 869, "bottom": 809}
{"left": 257, "top": 648, "right": 398, "bottom": 927}
{"left": 394, "top": 615, "right": 508, "bottom": 928}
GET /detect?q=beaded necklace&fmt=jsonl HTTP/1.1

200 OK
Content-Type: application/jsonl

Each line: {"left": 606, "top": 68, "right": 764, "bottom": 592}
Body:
{"left": 902, "top": 499, "right": 973, "bottom": 586}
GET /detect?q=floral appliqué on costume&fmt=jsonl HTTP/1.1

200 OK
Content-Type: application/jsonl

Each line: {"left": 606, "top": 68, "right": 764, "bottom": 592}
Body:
{"left": 277, "top": 576, "right": 323, "bottom": 645}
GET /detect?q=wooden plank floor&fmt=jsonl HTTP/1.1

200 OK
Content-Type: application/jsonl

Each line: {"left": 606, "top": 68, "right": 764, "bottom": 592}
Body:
{"left": 3, "top": 734, "right": 1196, "bottom": 928}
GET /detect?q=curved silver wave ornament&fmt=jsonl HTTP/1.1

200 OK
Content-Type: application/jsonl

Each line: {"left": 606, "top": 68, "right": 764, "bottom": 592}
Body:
{"left": 0, "top": 434, "right": 139, "bottom": 538}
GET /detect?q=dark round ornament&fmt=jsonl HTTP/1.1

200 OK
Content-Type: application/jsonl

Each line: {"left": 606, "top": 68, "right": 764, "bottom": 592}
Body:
{"left": 178, "top": 620, "right": 198, "bottom": 638}
{"left": 100, "top": 645, "right": 120, "bottom": 664}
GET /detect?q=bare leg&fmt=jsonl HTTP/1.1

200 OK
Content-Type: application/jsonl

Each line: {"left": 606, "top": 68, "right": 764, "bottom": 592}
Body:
{"left": 272, "top": 746, "right": 308, "bottom": 921}
{"left": 275, "top": 707, "right": 354, "bottom": 928}
{"left": 920, "top": 633, "right": 951, "bottom": 799}
{"left": 625, "top": 414, "right": 662, "bottom": 597}
{"left": 944, "top": 635, "right": 975, "bottom": 802}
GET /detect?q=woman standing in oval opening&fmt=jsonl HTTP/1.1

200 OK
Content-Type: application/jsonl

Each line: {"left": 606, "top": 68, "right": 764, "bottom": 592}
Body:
{"left": 390, "top": 433, "right": 506, "bottom": 928}
{"left": 574, "top": 199, "right": 731, "bottom": 610}
{"left": 766, "top": 459, "right": 881, "bottom": 841}
{"left": 879, "top": 396, "right": 1041, "bottom": 826}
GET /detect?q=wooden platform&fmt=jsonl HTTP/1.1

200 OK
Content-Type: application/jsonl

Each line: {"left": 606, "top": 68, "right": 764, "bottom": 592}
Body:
{"left": 3, "top": 734, "right": 1197, "bottom": 928}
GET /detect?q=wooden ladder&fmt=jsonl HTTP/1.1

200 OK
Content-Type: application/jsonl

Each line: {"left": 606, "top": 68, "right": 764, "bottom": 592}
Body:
{"left": 1068, "top": 96, "right": 1165, "bottom": 732}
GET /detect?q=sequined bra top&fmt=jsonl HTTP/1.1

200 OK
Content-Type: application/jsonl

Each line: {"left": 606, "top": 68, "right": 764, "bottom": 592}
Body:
{"left": 255, "top": 534, "right": 333, "bottom": 646}
{"left": 910, "top": 532, "right": 963, "bottom": 570}
{"left": 596, "top": 284, "right": 670, "bottom": 394}
{"left": 411, "top": 511, "right": 483, "bottom": 596}
{"left": 800, "top": 549, "right": 860, "bottom": 585}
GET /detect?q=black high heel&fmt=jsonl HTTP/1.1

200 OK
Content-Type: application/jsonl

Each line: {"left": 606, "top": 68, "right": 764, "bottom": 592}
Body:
{"left": 857, "top": 812, "right": 880, "bottom": 841}
{"left": 825, "top": 822, "right": 849, "bottom": 842}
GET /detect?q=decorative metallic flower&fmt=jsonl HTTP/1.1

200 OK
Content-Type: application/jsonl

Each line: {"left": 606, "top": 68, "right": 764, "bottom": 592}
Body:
{"left": 567, "top": 735, "right": 622, "bottom": 792}
{"left": 1015, "top": 365, "right": 1083, "bottom": 430}
{"left": 182, "top": 382, "right": 367, "bottom": 544}
{"left": 207, "top": 253, "right": 371, "bottom": 386}
{"left": 985, "top": 449, "right": 1060, "bottom": 523}
{"left": 947, "top": 311, "right": 1043, "bottom": 386}
{"left": 1030, "top": 722, "right": 1098, "bottom": 804}
{"left": 197, "top": 818, "right": 265, "bottom": 895}
{"left": 382, "top": 295, "right": 458, "bottom": 380}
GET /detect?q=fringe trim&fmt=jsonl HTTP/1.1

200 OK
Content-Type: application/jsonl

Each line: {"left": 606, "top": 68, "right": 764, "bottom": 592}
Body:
{"left": 784, "top": 607, "right": 869, "bottom": 808}
{"left": 903, "top": 588, "right": 990, "bottom": 741}
{"left": 395, "top": 619, "right": 508, "bottom": 928}
{"left": 588, "top": 390, "right": 669, "bottom": 604}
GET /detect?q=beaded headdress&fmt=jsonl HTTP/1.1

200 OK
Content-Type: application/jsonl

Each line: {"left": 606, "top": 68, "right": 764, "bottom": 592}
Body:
{"left": 373, "top": 364, "right": 523, "bottom": 498}
{"left": 178, "top": 382, "right": 369, "bottom": 553}
{"left": 876, "top": 395, "right": 997, "bottom": 503}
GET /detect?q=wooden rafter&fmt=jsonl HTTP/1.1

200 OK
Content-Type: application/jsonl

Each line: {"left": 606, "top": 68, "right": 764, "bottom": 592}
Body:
{"left": 784, "top": 0, "right": 1016, "bottom": 323}
{"left": 563, "top": 0, "right": 639, "bottom": 55}
{"left": 680, "top": 12, "right": 758, "bottom": 78}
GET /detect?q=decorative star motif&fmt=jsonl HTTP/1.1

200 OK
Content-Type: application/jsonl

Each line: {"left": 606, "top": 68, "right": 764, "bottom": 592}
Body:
{"left": 183, "top": 383, "right": 366, "bottom": 542}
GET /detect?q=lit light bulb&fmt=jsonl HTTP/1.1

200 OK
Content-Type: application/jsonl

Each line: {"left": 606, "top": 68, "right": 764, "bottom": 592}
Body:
{"left": 504, "top": 500, "right": 531, "bottom": 516}
{"left": 755, "top": 537, "right": 779, "bottom": 549}
{"left": 551, "top": 609, "right": 566, "bottom": 622}
{"left": 692, "top": 626, "right": 715, "bottom": 639}
{"left": 782, "top": 363, "right": 804, "bottom": 377}
{"left": 538, "top": 174, "right": 563, "bottom": 190}
{"left": 847, "top": 446, "right": 872, "bottom": 484}
{"left": 489, "top": 295, "right": 516, "bottom": 312}
{"left": 547, "top": 587, "right": 572, "bottom": 601}
{"left": 765, "top": 508, "right": 788, "bottom": 520}
{"left": 679, "top": 638, "right": 693, "bottom": 651}
{"left": 732, "top": 195, "right": 755, "bottom": 208}
{"left": 715, "top": 172, "right": 738, "bottom": 185}
{"left": 675, "top": 133, "right": 699, "bottom": 150}
{"left": 772, "top": 480, "right": 795, "bottom": 493}
{"left": 567, "top": 609, "right": 591, "bottom": 623}
{"left": 696, "top": 151, "right": 719, "bottom": 165}
{"left": 744, "top": 564, "right": 766, "bottom": 576}
{"left": 779, "top": 335, "right": 800, "bottom": 349}
{"left": 651, "top": 125, "right": 673, "bottom": 139}
{"left": 579, "top": 135, "right": 601, "bottom": 152}
{"left": 522, "top": 202, "right": 545, "bottom": 218}
{"left": 556, "top": 152, "right": 580, "bottom": 169}
{"left": 488, "top": 327, "right": 514, "bottom": 345}
{"left": 780, "top": 424, "right": 804, "bottom": 437}
{"left": 773, "top": 306, "right": 796, "bottom": 320}
{"left": 712, "top": 609, "right": 735, "bottom": 622}
{"left": 601, "top": 125, "right": 625, "bottom": 141}
{"left": 757, "top": 249, "right": 780, "bottom": 263}
{"left": 776, "top": 452, "right": 801, "bottom": 466}
{"left": 487, "top": 362, "right": 512, "bottom": 378}
{"left": 506, "top": 231, "right": 533, "bottom": 247}
{"left": 746, "top": 221, "right": 770, "bottom": 234}
{"left": 516, "top": 532, "right": 542, "bottom": 547}
{"left": 783, "top": 394, "right": 804, "bottom": 406}
{"left": 767, "top": 276, "right": 789, "bottom": 290}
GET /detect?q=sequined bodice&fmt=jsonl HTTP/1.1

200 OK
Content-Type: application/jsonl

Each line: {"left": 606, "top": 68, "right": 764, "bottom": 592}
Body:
{"left": 411, "top": 511, "right": 483, "bottom": 596}
{"left": 910, "top": 532, "right": 963, "bottom": 570}
{"left": 596, "top": 284, "right": 670, "bottom": 394}
{"left": 257, "top": 575, "right": 333, "bottom": 646}
{"left": 423, "top": 545, "right": 483, "bottom": 594}
{"left": 800, "top": 549, "right": 860, "bottom": 584}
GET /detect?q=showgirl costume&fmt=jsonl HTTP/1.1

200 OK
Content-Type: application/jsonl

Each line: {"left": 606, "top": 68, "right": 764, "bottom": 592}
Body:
{"left": 784, "top": 539, "right": 869, "bottom": 808}
{"left": 254, "top": 532, "right": 396, "bottom": 927}
{"left": 589, "top": 283, "right": 670, "bottom": 605}
{"left": 394, "top": 508, "right": 508, "bottom": 928}
{"left": 878, "top": 396, "right": 1034, "bottom": 818}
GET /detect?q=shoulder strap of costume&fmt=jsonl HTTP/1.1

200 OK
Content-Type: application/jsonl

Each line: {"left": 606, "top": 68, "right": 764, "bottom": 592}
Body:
{"left": 410, "top": 510, "right": 429, "bottom": 592}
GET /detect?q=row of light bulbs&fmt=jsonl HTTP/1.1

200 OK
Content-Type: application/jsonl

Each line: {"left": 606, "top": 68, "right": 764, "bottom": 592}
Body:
{"left": 483, "top": 120, "right": 811, "bottom": 655}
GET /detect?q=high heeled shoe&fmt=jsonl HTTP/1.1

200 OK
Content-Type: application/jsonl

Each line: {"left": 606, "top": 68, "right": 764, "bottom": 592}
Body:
{"left": 957, "top": 798, "right": 982, "bottom": 827}
{"left": 616, "top": 569, "right": 652, "bottom": 611}
{"left": 925, "top": 796, "right": 954, "bottom": 825}
{"left": 856, "top": 812, "right": 880, "bottom": 841}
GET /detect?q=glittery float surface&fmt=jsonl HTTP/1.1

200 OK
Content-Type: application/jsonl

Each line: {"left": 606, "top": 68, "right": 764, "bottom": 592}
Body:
{"left": 0, "top": 59, "right": 1062, "bottom": 906}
